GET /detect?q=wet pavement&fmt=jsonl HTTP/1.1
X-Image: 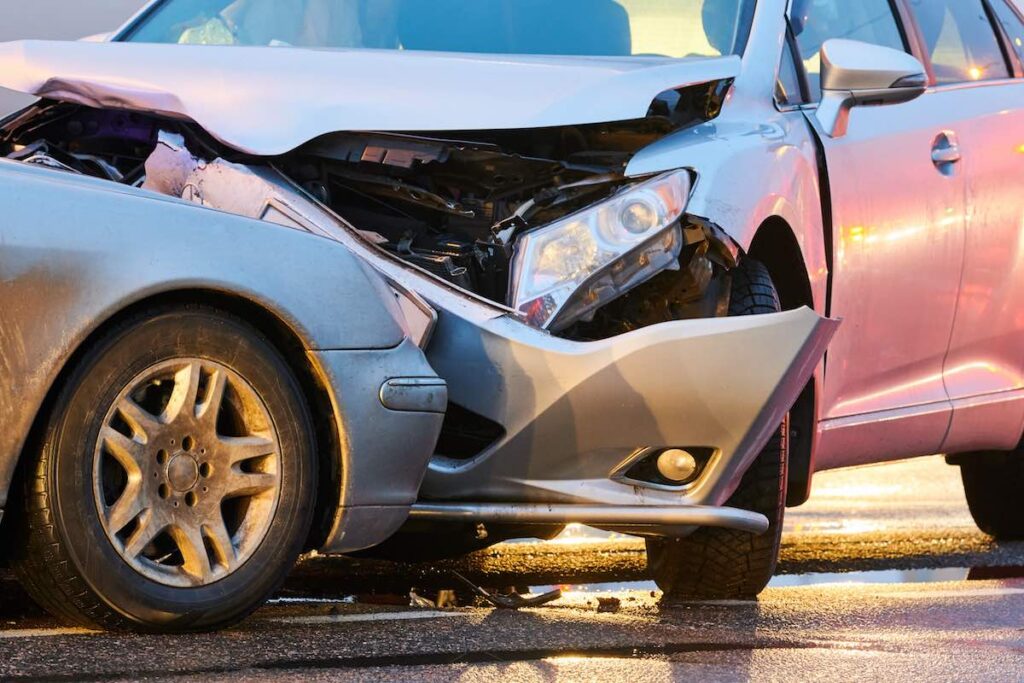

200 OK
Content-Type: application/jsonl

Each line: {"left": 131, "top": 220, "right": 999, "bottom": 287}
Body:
{"left": 2, "top": 456, "right": 1024, "bottom": 681}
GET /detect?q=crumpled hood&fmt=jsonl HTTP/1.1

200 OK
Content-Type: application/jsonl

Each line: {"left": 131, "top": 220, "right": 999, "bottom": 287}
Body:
{"left": 0, "top": 40, "right": 739, "bottom": 156}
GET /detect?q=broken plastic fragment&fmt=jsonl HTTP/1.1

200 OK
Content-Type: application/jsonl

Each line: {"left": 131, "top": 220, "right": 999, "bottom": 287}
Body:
{"left": 452, "top": 571, "right": 561, "bottom": 609}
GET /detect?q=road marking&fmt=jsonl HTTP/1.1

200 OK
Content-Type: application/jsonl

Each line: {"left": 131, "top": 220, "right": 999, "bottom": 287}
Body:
{"left": 0, "top": 627, "right": 97, "bottom": 639}
{"left": 872, "top": 587, "right": 1024, "bottom": 600}
{"left": 267, "top": 596, "right": 356, "bottom": 605}
{"left": 269, "top": 610, "right": 470, "bottom": 625}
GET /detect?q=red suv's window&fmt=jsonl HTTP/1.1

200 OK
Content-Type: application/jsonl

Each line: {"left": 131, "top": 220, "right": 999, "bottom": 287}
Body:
{"left": 990, "top": 0, "right": 1024, "bottom": 64}
{"left": 908, "top": 0, "right": 1012, "bottom": 83}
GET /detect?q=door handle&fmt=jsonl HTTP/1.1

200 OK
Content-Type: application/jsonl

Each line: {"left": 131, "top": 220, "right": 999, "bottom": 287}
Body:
{"left": 932, "top": 132, "right": 962, "bottom": 168}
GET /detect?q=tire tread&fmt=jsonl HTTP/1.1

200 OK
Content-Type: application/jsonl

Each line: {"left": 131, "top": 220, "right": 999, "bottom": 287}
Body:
{"left": 647, "top": 258, "right": 787, "bottom": 600}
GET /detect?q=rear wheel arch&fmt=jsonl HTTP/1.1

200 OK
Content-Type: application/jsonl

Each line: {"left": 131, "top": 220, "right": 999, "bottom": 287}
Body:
{"left": 6, "top": 289, "right": 342, "bottom": 551}
{"left": 747, "top": 217, "right": 818, "bottom": 507}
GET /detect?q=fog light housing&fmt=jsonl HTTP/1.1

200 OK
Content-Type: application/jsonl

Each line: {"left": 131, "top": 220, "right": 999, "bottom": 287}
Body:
{"left": 615, "top": 447, "right": 715, "bottom": 489}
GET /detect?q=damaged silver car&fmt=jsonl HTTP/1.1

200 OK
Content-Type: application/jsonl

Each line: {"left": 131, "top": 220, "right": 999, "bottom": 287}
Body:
{"left": 1, "top": 0, "right": 1022, "bottom": 631}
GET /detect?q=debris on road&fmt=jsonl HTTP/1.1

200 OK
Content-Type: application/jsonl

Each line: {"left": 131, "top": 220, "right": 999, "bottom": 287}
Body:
{"left": 453, "top": 572, "right": 562, "bottom": 609}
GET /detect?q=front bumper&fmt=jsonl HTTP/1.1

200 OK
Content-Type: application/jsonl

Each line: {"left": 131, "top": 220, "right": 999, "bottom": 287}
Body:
{"left": 311, "top": 338, "right": 446, "bottom": 553}
{"left": 421, "top": 307, "right": 838, "bottom": 517}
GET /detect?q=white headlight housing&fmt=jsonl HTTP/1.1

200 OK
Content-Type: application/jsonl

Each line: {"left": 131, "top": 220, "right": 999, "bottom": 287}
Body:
{"left": 509, "top": 170, "right": 691, "bottom": 330}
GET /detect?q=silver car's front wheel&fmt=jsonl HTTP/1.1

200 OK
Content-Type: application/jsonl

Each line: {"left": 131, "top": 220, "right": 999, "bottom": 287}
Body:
{"left": 10, "top": 305, "right": 316, "bottom": 632}
{"left": 96, "top": 359, "right": 282, "bottom": 588}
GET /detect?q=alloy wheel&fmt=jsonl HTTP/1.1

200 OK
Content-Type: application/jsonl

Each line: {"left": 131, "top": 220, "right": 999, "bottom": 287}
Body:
{"left": 93, "top": 358, "right": 281, "bottom": 588}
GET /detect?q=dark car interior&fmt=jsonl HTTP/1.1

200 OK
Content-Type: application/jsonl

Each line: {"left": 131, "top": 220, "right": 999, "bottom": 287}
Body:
{"left": 125, "top": 0, "right": 752, "bottom": 59}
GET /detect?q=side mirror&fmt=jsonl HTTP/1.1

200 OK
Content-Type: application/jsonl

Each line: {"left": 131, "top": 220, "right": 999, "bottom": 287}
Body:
{"left": 816, "top": 39, "right": 927, "bottom": 138}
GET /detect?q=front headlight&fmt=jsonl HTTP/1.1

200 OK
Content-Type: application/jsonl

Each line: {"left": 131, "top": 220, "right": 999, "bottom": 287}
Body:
{"left": 509, "top": 170, "right": 691, "bottom": 331}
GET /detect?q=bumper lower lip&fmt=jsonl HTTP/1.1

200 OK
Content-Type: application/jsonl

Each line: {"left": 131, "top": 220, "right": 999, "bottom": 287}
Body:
{"left": 408, "top": 502, "right": 769, "bottom": 534}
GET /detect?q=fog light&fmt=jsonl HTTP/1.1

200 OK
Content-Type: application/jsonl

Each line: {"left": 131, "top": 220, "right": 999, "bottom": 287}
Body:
{"left": 617, "top": 446, "right": 713, "bottom": 489}
{"left": 656, "top": 449, "right": 699, "bottom": 483}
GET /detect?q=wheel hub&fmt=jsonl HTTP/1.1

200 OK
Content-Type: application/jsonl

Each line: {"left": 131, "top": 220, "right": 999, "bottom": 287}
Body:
{"left": 166, "top": 451, "right": 200, "bottom": 492}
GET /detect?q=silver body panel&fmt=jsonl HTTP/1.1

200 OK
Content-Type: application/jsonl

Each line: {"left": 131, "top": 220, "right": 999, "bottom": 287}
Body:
{"left": 0, "top": 39, "right": 739, "bottom": 156}
{"left": 0, "top": 159, "right": 445, "bottom": 551}
{"left": 1, "top": 0, "right": 1021, "bottom": 548}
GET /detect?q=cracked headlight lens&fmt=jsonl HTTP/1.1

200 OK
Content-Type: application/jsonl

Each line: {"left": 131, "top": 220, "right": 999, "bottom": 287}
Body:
{"left": 509, "top": 170, "right": 690, "bottom": 330}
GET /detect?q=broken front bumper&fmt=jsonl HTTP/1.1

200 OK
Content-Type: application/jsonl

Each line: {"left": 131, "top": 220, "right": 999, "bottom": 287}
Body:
{"left": 418, "top": 307, "right": 838, "bottom": 532}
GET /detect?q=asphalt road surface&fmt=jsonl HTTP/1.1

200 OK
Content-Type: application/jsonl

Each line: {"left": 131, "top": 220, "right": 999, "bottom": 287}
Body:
{"left": 2, "top": 455, "right": 1024, "bottom": 681}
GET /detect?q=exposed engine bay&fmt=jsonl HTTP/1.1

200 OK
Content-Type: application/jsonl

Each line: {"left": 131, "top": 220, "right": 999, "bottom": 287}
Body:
{"left": 0, "top": 79, "right": 738, "bottom": 337}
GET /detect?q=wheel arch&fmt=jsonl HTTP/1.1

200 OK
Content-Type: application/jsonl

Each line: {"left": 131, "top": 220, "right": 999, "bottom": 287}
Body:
{"left": 747, "top": 216, "right": 815, "bottom": 313}
{"left": 4, "top": 288, "right": 342, "bottom": 550}
{"left": 747, "top": 216, "right": 819, "bottom": 507}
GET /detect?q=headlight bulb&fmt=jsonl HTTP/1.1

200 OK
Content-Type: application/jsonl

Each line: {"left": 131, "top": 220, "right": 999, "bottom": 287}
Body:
{"left": 620, "top": 200, "right": 658, "bottom": 234}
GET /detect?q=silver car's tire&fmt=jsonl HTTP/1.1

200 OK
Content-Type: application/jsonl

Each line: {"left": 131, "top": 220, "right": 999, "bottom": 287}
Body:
{"left": 9, "top": 305, "right": 316, "bottom": 632}
{"left": 646, "top": 258, "right": 788, "bottom": 600}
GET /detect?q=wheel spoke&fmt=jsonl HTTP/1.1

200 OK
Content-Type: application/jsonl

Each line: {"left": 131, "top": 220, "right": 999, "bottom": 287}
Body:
{"left": 172, "top": 523, "right": 213, "bottom": 584}
{"left": 123, "top": 509, "right": 164, "bottom": 559}
{"left": 223, "top": 469, "right": 278, "bottom": 499}
{"left": 196, "top": 368, "right": 227, "bottom": 427}
{"left": 117, "top": 398, "right": 163, "bottom": 443}
{"left": 163, "top": 361, "right": 203, "bottom": 425}
{"left": 105, "top": 481, "right": 146, "bottom": 535}
{"left": 203, "top": 513, "right": 238, "bottom": 571}
{"left": 219, "top": 435, "right": 277, "bottom": 466}
{"left": 100, "top": 426, "right": 145, "bottom": 477}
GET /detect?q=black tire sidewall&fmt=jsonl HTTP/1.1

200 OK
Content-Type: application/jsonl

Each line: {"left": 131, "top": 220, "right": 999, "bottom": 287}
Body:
{"left": 48, "top": 307, "right": 315, "bottom": 630}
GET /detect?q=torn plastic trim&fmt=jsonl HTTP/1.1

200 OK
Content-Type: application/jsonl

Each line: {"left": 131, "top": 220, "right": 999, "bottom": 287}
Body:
{"left": 386, "top": 279, "right": 438, "bottom": 349}
{"left": 687, "top": 214, "right": 741, "bottom": 268}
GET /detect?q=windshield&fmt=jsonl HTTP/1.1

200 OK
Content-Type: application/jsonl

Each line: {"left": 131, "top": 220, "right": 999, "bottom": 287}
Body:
{"left": 121, "top": 0, "right": 756, "bottom": 58}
